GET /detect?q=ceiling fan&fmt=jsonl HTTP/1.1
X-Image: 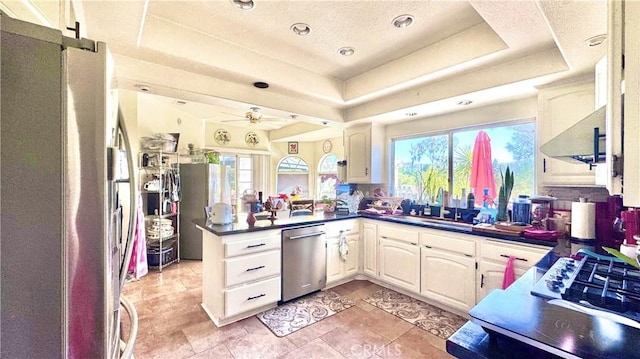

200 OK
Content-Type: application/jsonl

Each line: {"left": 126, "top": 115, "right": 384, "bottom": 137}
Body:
{"left": 221, "top": 107, "right": 287, "bottom": 125}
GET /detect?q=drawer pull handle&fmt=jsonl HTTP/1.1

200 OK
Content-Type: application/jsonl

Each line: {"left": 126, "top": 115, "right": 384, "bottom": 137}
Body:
{"left": 424, "top": 245, "right": 432, "bottom": 248}
{"left": 340, "top": 229, "right": 352, "bottom": 233}
{"left": 247, "top": 293, "right": 266, "bottom": 301}
{"left": 246, "top": 243, "right": 266, "bottom": 248}
{"left": 464, "top": 254, "right": 473, "bottom": 257}
{"left": 246, "top": 265, "right": 265, "bottom": 272}
{"left": 500, "top": 254, "right": 527, "bottom": 262}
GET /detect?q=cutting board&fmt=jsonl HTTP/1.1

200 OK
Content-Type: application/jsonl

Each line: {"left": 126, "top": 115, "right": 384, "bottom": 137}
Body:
{"left": 472, "top": 224, "right": 523, "bottom": 237}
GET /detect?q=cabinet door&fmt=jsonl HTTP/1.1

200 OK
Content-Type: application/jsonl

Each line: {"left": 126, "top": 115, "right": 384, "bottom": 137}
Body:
{"left": 379, "top": 238, "right": 420, "bottom": 293}
{"left": 326, "top": 237, "right": 343, "bottom": 284}
{"left": 421, "top": 247, "right": 476, "bottom": 312}
{"left": 477, "top": 259, "right": 526, "bottom": 303}
{"left": 344, "top": 234, "right": 359, "bottom": 276}
{"left": 537, "top": 81, "right": 597, "bottom": 189}
{"left": 362, "top": 222, "right": 377, "bottom": 277}
{"left": 346, "top": 129, "right": 370, "bottom": 183}
{"left": 623, "top": 2, "right": 640, "bottom": 206}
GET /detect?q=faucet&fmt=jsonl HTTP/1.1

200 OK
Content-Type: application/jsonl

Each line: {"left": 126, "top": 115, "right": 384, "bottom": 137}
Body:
{"left": 454, "top": 207, "right": 461, "bottom": 221}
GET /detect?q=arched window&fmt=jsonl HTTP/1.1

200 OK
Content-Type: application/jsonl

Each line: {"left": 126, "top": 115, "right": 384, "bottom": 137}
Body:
{"left": 317, "top": 154, "right": 338, "bottom": 200}
{"left": 276, "top": 156, "right": 309, "bottom": 198}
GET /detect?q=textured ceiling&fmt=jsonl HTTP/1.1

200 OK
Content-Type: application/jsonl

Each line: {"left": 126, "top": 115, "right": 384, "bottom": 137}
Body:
{"left": 1, "top": 0, "right": 609, "bottom": 137}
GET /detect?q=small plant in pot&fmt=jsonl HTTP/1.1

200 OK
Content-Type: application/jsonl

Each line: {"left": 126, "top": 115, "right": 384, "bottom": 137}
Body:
{"left": 321, "top": 196, "right": 345, "bottom": 213}
{"left": 496, "top": 166, "right": 514, "bottom": 222}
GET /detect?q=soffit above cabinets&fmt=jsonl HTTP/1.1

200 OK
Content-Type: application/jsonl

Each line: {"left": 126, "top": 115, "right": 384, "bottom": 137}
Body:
{"left": 4, "top": 0, "right": 607, "bottom": 137}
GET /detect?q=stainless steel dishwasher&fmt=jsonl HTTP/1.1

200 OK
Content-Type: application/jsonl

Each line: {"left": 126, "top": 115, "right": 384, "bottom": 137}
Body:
{"left": 281, "top": 224, "right": 327, "bottom": 302}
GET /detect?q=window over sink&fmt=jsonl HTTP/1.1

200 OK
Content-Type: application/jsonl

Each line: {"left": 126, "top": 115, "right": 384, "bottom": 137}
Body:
{"left": 391, "top": 120, "right": 535, "bottom": 205}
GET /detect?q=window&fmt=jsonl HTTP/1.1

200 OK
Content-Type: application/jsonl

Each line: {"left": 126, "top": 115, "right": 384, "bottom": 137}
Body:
{"left": 317, "top": 154, "right": 339, "bottom": 200}
{"left": 276, "top": 156, "right": 309, "bottom": 198}
{"left": 392, "top": 121, "right": 535, "bottom": 206}
{"left": 219, "top": 154, "right": 253, "bottom": 213}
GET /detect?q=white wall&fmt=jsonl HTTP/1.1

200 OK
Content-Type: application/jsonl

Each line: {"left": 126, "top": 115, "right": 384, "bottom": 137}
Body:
{"left": 137, "top": 94, "right": 206, "bottom": 152}
{"left": 385, "top": 95, "right": 537, "bottom": 139}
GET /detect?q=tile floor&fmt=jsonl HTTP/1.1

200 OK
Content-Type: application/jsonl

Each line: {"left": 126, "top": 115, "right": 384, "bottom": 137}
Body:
{"left": 121, "top": 260, "right": 454, "bottom": 359}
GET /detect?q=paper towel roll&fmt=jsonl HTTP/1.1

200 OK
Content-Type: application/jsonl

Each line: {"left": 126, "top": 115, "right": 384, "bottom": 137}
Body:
{"left": 571, "top": 202, "right": 596, "bottom": 239}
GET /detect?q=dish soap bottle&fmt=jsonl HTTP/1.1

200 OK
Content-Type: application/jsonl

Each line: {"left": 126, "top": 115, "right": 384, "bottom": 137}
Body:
{"left": 467, "top": 188, "right": 476, "bottom": 209}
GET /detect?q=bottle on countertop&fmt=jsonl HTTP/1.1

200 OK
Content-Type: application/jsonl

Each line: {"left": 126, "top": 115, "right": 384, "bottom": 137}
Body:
{"left": 256, "top": 191, "right": 263, "bottom": 212}
{"left": 467, "top": 188, "right": 476, "bottom": 209}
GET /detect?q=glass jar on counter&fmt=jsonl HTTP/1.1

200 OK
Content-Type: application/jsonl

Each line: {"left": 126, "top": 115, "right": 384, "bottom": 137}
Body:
{"left": 512, "top": 195, "right": 532, "bottom": 224}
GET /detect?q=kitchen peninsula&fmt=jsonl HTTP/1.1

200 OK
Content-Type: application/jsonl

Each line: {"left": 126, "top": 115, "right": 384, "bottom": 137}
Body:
{"left": 194, "top": 213, "right": 558, "bottom": 329}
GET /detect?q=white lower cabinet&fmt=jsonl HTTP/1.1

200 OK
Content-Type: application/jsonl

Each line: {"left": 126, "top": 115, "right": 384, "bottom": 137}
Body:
{"left": 201, "top": 228, "right": 282, "bottom": 327}
{"left": 476, "top": 260, "right": 527, "bottom": 302}
{"left": 476, "top": 239, "right": 548, "bottom": 302}
{"left": 420, "top": 247, "right": 476, "bottom": 312}
{"left": 419, "top": 229, "right": 477, "bottom": 312}
{"left": 362, "top": 221, "right": 378, "bottom": 277}
{"left": 378, "top": 237, "right": 421, "bottom": 293}
{"left": 326, "top": 232, "right": 360, "bottom": 284}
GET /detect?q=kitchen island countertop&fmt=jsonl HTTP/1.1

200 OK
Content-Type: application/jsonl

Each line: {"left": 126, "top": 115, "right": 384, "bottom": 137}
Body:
{"left": 193, "top": 212, "right": 557, "bottom": 248}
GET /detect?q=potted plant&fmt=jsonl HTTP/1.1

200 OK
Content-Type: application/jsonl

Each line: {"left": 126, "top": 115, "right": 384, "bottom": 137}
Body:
{"left": 321, "top": 196, "right": 345, "bottom": 213}
{"left": 496, "top": 166, "right": 514, "bottom": 222}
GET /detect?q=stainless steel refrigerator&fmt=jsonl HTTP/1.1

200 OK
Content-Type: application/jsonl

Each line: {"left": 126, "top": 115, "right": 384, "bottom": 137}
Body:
{"left": 179, "top": 163, "right": 230, "bottom": 259}
{"left": 1, "top": 13, "right": 138, "bottom": 358}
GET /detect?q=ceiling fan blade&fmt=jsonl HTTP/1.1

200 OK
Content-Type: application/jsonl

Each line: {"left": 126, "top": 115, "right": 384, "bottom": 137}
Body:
{"left": 220, "top": 111, "right": 246, "bottom": 119}
{"left": 220, "top": 119, "right": 248, "bottom": 123}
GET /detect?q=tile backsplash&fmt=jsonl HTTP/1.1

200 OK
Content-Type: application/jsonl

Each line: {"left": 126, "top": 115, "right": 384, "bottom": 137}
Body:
{"left": 541, "top": 186, "right": 611, "bottom": 210}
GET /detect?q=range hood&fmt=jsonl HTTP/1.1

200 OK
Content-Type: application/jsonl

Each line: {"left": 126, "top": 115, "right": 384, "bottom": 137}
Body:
{"left": 540, "top": 106, "right": 606, "bottom": 164}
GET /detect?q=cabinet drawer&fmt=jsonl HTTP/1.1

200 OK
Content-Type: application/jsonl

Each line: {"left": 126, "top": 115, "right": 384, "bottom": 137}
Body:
{"left": 225, "top": 277, "right": 281, "bottom": 317}
{"left": 420, "top": 231, "right": 475, "bottom": 257}
{"left": 324, "top": 219, "right": 360, "bottom": 237}
{"left": 480, "top": 240, "right": 547, "bottom": 268}
{"left": 225, "top": 234, "right": 280, "bottom": 257}
{"left": 225, "top": 250, "right": 281, "bottom": 287}
{"left": 378, "top": 224, "right": 419, "bottom": 244}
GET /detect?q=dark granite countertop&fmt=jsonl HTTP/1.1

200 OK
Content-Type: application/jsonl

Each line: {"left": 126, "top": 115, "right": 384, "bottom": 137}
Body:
{"left": 194, "top": 212, "right": 557, "bottom": 248}
{"left": 192, "top": 212, "right": 360, "bottom": 235}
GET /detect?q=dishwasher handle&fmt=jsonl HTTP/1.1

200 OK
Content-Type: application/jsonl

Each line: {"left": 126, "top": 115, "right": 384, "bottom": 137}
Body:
{"left": 287, "top": 231, "right": 326, "bottom": 240}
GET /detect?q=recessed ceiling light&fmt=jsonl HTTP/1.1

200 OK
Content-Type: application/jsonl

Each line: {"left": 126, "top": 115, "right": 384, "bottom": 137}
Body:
{"left": 290, "top": 23, "right": 311, "bottom": 36}
{"left": 392, "top": 14, "right": 414, "bottom": 28}
{"left": 584, "top": 34, "right": 607, "bottom": 47}
{"left": 457, "top": 100, "right": 473, "bottom": 106}
{"left": 406, "top": 112, "right": 418, "bottom": 117}
{"left": 338, "top": 47, "right": 355, "bottom": 56}
{"left": 229, "top": 0, "right": 254, "bottom": 11}
{"left": 135, "top": 84, "right": 150, "bottom": 92}
{"left": 253, "top": 81, "right": 269, "bottom": 89}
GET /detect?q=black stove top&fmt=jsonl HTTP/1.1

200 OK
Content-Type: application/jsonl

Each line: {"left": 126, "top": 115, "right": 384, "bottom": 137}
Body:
{"left": 530, "top": 255, "right": 640, "bottom": 322}
{"left": 563, "top": 256, "right": 640, "bottom": 314}
{"left": 469, "top": 255, "right": 640, "bottom": 358}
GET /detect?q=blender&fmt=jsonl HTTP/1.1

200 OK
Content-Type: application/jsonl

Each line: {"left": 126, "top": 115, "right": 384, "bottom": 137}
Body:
{"left": 530, "top": 196, "right": 556, "bottom": 229}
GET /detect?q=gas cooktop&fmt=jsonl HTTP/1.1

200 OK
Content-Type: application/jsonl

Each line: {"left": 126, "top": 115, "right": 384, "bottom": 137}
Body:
{"left": 530, "top": 255, "right": 640, "bottom": 322}
{"left": 469, "top": 255, "right": 640, "bottom": 359}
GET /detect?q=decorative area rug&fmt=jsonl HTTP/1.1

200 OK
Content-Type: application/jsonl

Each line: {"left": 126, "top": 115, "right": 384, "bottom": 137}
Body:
{"left": 256, "top": 290, "right": 355, "bottom": 337}
{"left": 363, "top": 288, "right": 467, "bottom": 339}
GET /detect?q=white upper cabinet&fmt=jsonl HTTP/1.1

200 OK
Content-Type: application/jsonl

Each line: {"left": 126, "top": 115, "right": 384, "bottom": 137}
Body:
{"left": 537, "top": 79, "right": 598, "bottom": 190}
{"left": 621, "top": 1, "right": 640, "bottom": 206}
{"left": 344, "top": 124, "right": 385, "bottom": 183}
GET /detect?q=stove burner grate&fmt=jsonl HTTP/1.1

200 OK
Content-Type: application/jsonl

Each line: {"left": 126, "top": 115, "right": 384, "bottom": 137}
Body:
{"left": 562, "top": 256, "right": 640, "bottom": 314}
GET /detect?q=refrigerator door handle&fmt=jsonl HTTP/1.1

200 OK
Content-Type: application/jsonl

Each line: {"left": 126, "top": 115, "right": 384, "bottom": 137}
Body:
{"left": 118, "top": 295, "right": 138, "bottom": 359}
{"left": 117, "top": 107, "right": 139, "bottom": 289}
